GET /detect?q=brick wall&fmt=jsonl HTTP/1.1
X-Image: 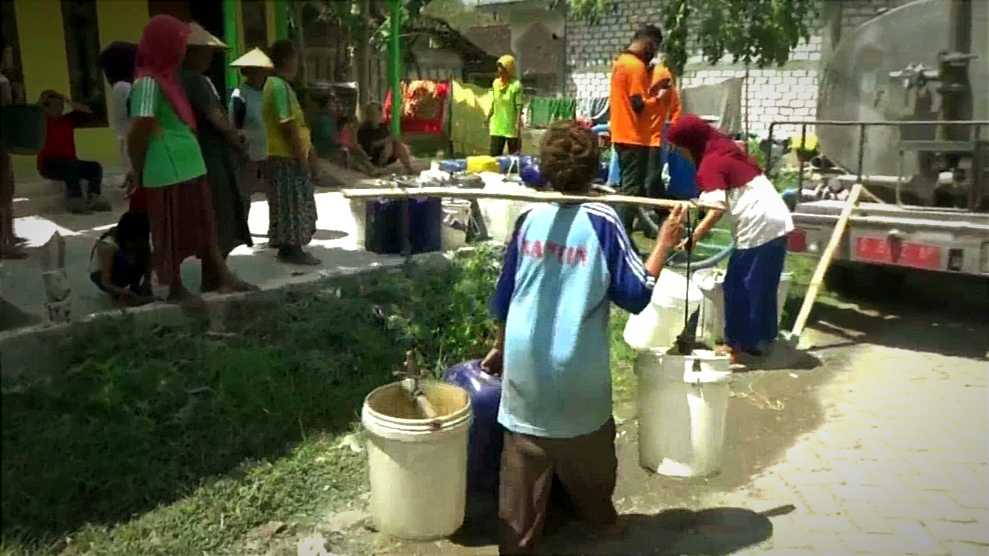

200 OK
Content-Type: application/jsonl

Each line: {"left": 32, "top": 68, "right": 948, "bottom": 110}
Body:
{"left": 566, "top": 0, "right": 902, "bottom": 137}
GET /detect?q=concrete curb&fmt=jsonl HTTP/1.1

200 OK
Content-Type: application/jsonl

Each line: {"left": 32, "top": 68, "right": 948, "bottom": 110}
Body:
{"left": 0, "top": 251, "right": 454, "bottom": 377}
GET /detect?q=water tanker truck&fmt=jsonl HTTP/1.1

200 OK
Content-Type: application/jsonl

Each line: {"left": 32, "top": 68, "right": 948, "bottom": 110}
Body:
{"left": 772, "top": 0, "right": 989, "bottom": 290}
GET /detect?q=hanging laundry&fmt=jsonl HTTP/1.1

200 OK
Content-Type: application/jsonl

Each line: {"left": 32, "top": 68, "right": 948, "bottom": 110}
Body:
{"left": 384, "top": 80, "right": 451, "bottom": 135}
{"left": 528, "top": 97, "right": 577, "bottom": 128}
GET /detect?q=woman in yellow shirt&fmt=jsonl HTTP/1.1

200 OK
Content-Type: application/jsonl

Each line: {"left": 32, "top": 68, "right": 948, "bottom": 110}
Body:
{"left": 262, "top": 40, "right": 320, "bottom": 266}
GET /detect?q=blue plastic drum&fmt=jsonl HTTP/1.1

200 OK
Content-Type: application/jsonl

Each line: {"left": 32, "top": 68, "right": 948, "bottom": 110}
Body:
{"left": 521, "top": 164, "right": 547, "bottom": 188}
{"left": 444, "top": 360, "right": 503, "bottom": 517}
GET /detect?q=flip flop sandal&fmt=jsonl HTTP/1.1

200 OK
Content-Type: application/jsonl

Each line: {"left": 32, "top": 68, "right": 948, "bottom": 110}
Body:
{"left": 278, "top": 251, "right": 321, "bottom": 266}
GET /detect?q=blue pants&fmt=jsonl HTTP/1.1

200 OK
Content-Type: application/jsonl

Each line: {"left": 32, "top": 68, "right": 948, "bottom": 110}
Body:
{"left": 723, "top": 235, "right": 788, "bottom": 354}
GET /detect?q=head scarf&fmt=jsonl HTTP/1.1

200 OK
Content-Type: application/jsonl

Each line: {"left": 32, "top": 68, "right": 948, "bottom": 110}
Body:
{"left": 99, "top": 41, "right": 138, "bottom": 85}
{"left": 667, "top": 114, "right": 762, "bottom": 192}
{"left": 493, "top": 54, "right": 517, "bottom": 92}
{"left": 135, "top": 15, "right": 196, "bottom": 129}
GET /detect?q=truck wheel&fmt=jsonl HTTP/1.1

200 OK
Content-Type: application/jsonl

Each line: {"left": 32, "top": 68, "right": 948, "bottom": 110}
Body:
{"left": 824, "top": 263, "right": 906, "bottom": 299}
{"left": 823, "top": 262, "right": 857, "bottom": 294}
{"left": 871, "top": 266, "right": 907, "bottom": 298}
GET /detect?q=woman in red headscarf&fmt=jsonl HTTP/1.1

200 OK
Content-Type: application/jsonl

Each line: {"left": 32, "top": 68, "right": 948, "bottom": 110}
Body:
{"left": 127, "top": 15, "right": 254, "bottom": 306}
{"left": 667, "top": 114, "right": 794, "bottom": 365}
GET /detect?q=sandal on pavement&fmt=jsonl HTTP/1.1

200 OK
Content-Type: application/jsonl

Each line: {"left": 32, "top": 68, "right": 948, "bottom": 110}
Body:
{"left": 277, "top": 248, "right": 321, "bottom": 266}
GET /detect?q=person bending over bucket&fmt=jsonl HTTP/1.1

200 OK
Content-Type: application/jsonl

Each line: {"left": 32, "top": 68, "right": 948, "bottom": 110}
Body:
{"left": 482, "top": 120, "right": 686, "bottom": 555}
{"left": 667, "top": 114, "right": 794, "bottom": 368}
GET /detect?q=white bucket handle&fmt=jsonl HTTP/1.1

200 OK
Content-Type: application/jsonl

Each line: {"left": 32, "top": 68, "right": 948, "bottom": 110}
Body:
{"left": 506, "top": 156, "right": 521, "bottom": 177}
{"left": 683, "top": 357, "right": 732, "bottom": 385}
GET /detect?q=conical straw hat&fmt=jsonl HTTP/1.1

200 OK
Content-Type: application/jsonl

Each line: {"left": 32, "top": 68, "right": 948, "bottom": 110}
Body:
{"left": 188, "top": 22, "right": 228, "bottom": 48}
{"left": 230, "top": 47, "right": 274, "bottom": 69}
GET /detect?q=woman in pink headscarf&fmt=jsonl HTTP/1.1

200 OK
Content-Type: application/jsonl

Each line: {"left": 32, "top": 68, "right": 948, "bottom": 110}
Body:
{"left": 127, "top": 15, "right": 254, "bottom": 306}
{"left": 667, "top": 114, "right": 794, "bottom": 366}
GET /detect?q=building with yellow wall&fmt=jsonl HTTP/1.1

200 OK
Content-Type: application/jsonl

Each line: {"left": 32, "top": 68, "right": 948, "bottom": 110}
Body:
{"left": 4, "top": 0, "right": 289, "bottom": 190}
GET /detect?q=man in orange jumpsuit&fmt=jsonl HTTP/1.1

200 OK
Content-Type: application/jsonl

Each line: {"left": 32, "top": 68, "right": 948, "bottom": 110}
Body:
{"left": 608, "top": 24, "right": 667, "bottom": 236}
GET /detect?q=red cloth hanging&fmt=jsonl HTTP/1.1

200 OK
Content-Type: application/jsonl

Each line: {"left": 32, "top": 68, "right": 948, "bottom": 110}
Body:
{"left": 383, "top": 80, "right": 450, "bottom": 135}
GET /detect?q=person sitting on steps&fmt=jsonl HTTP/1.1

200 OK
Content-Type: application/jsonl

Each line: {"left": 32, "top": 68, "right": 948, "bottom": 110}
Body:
{"left": 357, "top": 102, "right": 415, "bottom": 175}
{"left": 90, "top": 211, "right": 154, "bottom": 306}
{"left": 36, "top": 90, "right": 111, "bottom": 214}
{"left": 309, "top": 95, "right": 375, "bottom": 177}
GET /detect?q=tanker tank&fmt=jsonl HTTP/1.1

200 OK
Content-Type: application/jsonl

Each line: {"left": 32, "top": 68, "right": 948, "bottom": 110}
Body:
{"left": 815, "top": 0, "right": 988, "bottom": 202}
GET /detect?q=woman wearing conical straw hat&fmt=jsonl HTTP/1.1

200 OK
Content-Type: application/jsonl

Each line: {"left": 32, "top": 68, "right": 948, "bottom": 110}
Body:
{"left": 179, "top": 22, "right": 257, "bottom": 292}
{"left": 228, "top": 48, "right": 272, "bottom": 210}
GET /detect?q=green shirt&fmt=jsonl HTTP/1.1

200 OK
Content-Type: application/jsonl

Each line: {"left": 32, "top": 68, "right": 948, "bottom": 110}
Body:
{"left": 490, "top": 80, "right": 524, "bottom": 139}
{"left": 129, "top": 77, "right": 207, "bottom": 188}
{"left": 263, "top": 76, "right": 310, "bottom": 158}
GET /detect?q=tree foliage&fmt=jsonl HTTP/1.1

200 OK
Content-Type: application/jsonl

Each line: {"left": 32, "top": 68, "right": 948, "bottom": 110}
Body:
{"left": 307, "top": 0, "right": 818, "bottom": 79}
{"left": 310, "top": 0, "right": 435, "bottom": 44}
{"left": 559, "top": 0, "right": 818, "bottom": 77}
{"left": 662, "top": 0, "right": 819, "bottom": 76}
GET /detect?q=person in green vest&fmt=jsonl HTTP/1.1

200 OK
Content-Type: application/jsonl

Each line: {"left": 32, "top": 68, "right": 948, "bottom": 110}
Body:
{"left": 486, "top": 55, "right": 524, "bottom": 156}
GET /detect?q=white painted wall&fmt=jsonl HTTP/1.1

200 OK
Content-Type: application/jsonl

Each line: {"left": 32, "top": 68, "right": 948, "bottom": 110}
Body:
{"left": 565, "top": 0, "right": 902, "bottom": 137}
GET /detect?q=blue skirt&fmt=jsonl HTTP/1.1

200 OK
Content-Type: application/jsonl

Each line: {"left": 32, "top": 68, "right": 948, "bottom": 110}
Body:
{"left": 723, "top": 235, "right": 788, "bottom": 354}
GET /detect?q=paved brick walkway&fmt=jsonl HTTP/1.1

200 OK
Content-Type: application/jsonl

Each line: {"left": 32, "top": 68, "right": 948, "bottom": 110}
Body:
{"left": 719, "top": 345, "right": 989, "bottom": 556}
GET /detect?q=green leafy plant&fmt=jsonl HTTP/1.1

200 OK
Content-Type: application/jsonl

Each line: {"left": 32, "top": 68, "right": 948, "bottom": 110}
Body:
{"left": 661, "top": 0, "right": 819, "bottom": 76}
{"left": 0, "top": 247, "right": 503, "bottom": 554}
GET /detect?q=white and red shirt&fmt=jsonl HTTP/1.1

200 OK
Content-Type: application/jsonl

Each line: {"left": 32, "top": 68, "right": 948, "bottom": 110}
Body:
{"left": 699, "top": 174, "right": 794, "bottom": 250}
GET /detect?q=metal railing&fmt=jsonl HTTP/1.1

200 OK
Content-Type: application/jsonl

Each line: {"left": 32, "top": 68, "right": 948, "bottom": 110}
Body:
{"left": 766, "top": 119, "right": 989, "bottom": 206}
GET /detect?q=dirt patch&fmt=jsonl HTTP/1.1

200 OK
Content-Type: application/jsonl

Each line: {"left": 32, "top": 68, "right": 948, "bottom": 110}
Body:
{"left": 611, "top": 358, "right": 842, "bottom": 514}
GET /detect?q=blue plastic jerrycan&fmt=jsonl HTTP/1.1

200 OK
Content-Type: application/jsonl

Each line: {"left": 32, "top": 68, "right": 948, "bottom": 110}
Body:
{"left": 663, "top": 122, "right": 699, "bottom": 199}
{"left": 444, "top": 360, "right": 504, "bottom": 501}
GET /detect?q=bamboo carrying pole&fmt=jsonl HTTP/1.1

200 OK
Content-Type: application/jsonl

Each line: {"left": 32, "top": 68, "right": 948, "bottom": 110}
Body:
{"left": 784, "top": 181, "right": 864, "bottom": 344}
{"left": 341, "top": 186, "right": 700, "bottom": 210}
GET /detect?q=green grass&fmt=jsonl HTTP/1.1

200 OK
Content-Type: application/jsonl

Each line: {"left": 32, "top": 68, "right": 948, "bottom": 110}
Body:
{"left": 1, "top": 247, "right": 504, "bottom": 556}
{"left": 1, "top": 241, "right": 824, "bottom": 556}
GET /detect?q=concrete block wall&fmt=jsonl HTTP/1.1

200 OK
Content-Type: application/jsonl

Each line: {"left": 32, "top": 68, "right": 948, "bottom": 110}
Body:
{"left": 566, "top": 0, "right": 899, "bottom": 137}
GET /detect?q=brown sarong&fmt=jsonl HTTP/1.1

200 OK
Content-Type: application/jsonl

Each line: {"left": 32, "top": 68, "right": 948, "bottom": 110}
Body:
{"left": 145, "top": 176, "right": 219, "bottom": 286}
{"left": 499, "top": 418, "right": 619, "bottom": 555}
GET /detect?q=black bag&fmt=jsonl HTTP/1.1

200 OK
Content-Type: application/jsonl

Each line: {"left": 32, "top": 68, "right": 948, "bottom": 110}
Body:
{"left": 0, "top": 104, "right": 48, "bottom": 156}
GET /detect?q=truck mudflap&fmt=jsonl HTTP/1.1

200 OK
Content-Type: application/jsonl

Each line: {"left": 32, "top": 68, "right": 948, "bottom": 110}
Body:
{"left": 788, "top": 201, "right": 989, "bottom": 276}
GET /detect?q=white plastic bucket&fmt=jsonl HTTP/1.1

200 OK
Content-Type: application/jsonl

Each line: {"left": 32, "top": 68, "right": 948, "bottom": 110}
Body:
{"left": 362, "top": 380, "right": 472, "bottom": 540}
{"left": 693, "top": 270, "right": 793, "bottom": 346}
{"left": 441, "top": 199, "right": 471, "bottom": 251}
{"left": 475, "top": 175, "right": 530, "bottom": 243}
{"left": 637, "top": 348, "right": 732, "bottom": 478}
{"left": 624, "top": 270, "right": 702, "bottom": 351}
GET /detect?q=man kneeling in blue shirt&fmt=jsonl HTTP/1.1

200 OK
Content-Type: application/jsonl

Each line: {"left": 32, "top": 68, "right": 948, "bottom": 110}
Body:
{"left": 482, "top": 120, "right": 686, "bottom": 555}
